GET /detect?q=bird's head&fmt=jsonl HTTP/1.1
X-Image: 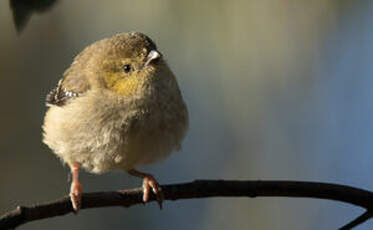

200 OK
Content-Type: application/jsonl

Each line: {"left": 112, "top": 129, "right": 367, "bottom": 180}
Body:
{"left": 79, "top": 32, "right": 171, "bottom": 97}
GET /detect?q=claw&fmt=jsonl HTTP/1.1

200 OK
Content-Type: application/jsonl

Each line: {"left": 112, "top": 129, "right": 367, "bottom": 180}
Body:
{"left": 142, "top": 175, "right": 163, "bottom": 209}
{"left": 128, "top": 169, "right": 164, "bottom": 209}
{"left": 69, "top": 162, "right": 82, "bottom": 213}
{"left": 70, "top": 181, "right": 82, "bottom": 213}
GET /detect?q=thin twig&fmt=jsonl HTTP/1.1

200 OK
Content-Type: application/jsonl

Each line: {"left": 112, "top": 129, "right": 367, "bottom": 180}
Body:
{"left": 339, "top": 210, "right": 373, "bottom": 230}
{"left": 0, "top": 180, "right": 372, "bottom": 229}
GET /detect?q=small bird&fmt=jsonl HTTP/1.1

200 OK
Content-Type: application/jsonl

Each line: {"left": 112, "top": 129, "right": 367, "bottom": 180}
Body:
{"left": 42, "top": 32, "right": 188, "bottom": 212}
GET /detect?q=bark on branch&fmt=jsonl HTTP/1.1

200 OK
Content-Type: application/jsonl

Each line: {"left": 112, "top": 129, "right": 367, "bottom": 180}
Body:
{"left": 1, "top": 180, "right": 372, "bottom": 230}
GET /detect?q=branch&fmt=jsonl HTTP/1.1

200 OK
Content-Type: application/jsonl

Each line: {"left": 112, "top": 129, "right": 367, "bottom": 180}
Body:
{"left": 339, "top": 210, "right": 373, "bottom": 230}
{"left": 1, "top": 180, "right": 372, "bottom": 229}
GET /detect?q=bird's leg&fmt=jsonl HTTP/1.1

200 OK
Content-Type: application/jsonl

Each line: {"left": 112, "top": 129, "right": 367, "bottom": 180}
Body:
{"left": 69, "top": 162, "right": 82, "bottom": 213}
{"left": 128, "top": 169, "right": 163, "bottom": 209}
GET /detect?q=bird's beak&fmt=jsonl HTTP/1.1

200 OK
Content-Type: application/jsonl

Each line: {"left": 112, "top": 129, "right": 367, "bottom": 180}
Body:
{"left": 145, "top": 50, "right": 162, "bottom": 66}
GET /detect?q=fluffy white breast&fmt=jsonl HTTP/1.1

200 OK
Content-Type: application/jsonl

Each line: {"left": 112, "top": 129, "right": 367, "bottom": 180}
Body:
{"left": 43, "top": 89, "right": 188, "bottom": 174}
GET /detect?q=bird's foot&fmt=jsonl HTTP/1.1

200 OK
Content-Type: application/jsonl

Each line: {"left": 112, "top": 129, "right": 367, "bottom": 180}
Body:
{"left": 128, "top": 169, "right": 164, "bottom": 209}
{"left": 70, "top": 180, "right": 82, "bottom": 213}
{"left": 142, "top": 174, "right": 163, "bottom": 209}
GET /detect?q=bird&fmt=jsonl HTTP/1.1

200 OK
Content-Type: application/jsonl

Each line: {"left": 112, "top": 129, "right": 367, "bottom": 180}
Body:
{"left": 42, "top": 32, "right": 189, "bottom": 212}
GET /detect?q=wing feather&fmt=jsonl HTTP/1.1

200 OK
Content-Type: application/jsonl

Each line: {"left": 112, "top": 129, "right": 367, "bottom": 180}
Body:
{"left": 45, "top": 79, "right": 81, "bottom": 107}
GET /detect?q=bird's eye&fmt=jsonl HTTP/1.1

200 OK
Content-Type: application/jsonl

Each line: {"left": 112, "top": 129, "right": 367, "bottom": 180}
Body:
{"left": 123, "top": 64, "right": 131, "bottom": 73}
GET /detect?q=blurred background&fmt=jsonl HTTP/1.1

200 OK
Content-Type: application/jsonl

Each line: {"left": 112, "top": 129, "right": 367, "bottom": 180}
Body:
{"left": 0, "top": 0, "right": 372, "bottom": 229}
